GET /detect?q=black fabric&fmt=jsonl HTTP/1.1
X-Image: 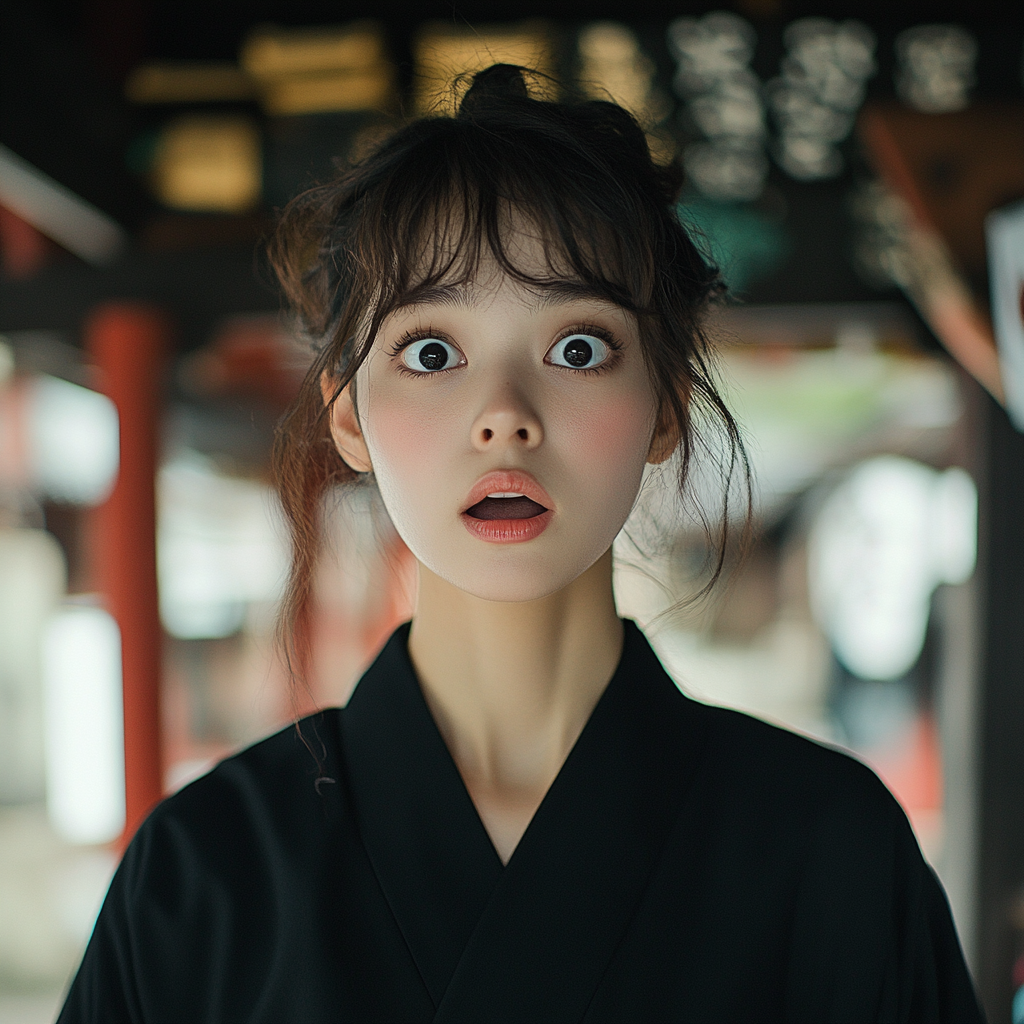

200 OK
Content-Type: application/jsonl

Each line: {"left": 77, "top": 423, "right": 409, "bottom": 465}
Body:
{"left": 58, "top": 621, "right": 984, "bottom": 1023}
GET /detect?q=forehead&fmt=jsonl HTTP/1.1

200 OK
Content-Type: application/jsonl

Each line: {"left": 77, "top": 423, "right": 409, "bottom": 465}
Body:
{"left": 391, "top": 278, "right": 627, "bottom": 317}
{"left": 399, "top": 202, "right": 625, "bottom": 293}
{"left": 396, "top": 218, "right": 624, "bottom": 309}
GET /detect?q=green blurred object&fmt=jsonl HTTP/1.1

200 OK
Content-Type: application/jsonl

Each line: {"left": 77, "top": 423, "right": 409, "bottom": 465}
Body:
{"left": 677, "top": 194, "right": 790, "bottom": 295}
{"left": 126, "top": 131, "right": 160, "bottom": 176}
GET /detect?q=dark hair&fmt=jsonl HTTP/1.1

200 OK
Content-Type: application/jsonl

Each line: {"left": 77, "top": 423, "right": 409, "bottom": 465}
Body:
{"left": 269, "top": 64, "right": 748, "bottom": 682}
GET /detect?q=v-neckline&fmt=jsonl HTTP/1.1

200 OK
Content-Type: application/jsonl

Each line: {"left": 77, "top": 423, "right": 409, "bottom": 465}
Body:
{"left": 341, "top": 623, "right": 502, "bottom": 1005}
{"left": 340, "top": 620, "right": 711, "bottom": 1019}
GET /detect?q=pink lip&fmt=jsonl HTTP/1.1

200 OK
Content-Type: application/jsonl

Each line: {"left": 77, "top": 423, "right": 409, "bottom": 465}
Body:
{"left": 460, "top": 470, "right": 554, "bottom": 545}
{"left": 460, "top": 470, "right": 554, "bottom": 514}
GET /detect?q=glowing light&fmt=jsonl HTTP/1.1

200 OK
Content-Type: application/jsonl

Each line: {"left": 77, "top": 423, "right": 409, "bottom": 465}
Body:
{"left": 126, "top": 62, "right": 255, "bottom": 104}
{"left": 669, "top": 12, "right": 757, "bottom": 94}
{"left": 240, "top": 22, "right": 394, "bottom": 116}
{"left": 576, "top": 26, "right": 649, "bottom": 114}
{"left": 42, "top": 605, "right": 125, "bottom": 845}
{"left": 158, "top": 454, "right": 287, "bottom": 639}
{"left": 151, "top": 115, "right": 261, "bottom": 213}
{"left": 766, "top": 18, "right": 875, "bottom": 181}
{"left": 260, "top": 74, "right": 393, "bottom": 116}
{"left": 895, "top": 25, "right": 976, "bottom": 114}
{"left": 668, "top": 12, "right": 767, "bottom": 201}
{"left": 808, "top": 456, "right": 977, "bottom": 681}
{"left": 413, "top": 23, "right": 555, "bottom": 115}
{"left": 578, "top": 23, "right": 672, "bottom": 163}
{"left": 26, "top": 374, "right": 119, "bottom": 505}
{"left": 241, "top": 22, "right": 387, "bottom": 78}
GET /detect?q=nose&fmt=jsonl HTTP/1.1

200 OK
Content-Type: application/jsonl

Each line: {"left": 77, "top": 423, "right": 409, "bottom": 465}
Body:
{"left": 470, "top": 384, "right": 543, "bottom": 451}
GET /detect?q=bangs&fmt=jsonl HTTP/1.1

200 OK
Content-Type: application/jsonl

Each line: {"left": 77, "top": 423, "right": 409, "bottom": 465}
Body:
{"left": 342, "top": 113, "right": 668, "bottom": 356}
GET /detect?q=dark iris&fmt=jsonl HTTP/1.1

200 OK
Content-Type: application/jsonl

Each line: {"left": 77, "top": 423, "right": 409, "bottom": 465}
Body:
{"left": 418, "top": 342, "right": 449, "bottom": 371}
{"left": 563, "top": 338, "right": 593, "bottom": 367}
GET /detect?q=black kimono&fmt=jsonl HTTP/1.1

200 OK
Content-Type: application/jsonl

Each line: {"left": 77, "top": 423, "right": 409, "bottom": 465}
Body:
{"left": 59, "top": 620, "right": 983, "bottom": 1023}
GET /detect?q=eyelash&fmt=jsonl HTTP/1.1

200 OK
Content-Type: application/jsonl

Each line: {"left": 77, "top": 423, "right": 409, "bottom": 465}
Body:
{"left": 554, "top": 324, "right": 622, "bottom": 376}
{"left": 386, "top": 323, "right": 623, "bottom": 377}
{"left": 388, "top": 328, "right": 460, "bottom": 378}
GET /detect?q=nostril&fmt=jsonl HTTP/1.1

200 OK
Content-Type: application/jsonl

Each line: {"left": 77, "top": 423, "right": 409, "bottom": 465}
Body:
{"left": 482, "top": 428, "right": 493, "bottom": 441}
{"left": 517, "top": 428, "right": 528, "bottom": 440}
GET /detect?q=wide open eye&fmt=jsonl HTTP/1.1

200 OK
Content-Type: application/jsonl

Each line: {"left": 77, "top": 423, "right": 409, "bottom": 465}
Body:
{"left": 401, "top": 338, "right": 464, "bottom": 373}
{"left": 546, "top": 334, "right": 611, "bottom": 371}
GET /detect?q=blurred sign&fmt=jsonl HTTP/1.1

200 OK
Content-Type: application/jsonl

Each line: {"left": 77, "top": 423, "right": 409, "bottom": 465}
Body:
{"left": 669, "top": 12, "right": 767, "bottom": 201}
{"left": 126, "top": 62, "right": 255, "bottom": 104}
{"left": 895, "top": 24, "right": 976, "bottom": 114}
{"left": 152, "top": 115, "right": 262, "bottom": 213}
{"left": 765, "top": 18, "right": 876, "bottom": 181}
{"left": 240, "top": 21, "right": 394, "bottom": 116}
{"left": 987, "top": 201, "right": 1024, "bottom": 432}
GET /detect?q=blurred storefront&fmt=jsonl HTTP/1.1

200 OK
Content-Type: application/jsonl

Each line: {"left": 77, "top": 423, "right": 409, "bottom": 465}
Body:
{"left": 1, "top": 2, "right": 1022, "bottom": 1020}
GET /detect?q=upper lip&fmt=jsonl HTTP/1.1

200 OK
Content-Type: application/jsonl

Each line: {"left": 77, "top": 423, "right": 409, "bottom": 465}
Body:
{"left": 461, "top": 470, "right": 554, "bottom": 514}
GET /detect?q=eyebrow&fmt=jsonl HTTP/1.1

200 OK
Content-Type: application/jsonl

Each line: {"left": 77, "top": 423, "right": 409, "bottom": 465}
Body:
{"left": 392, "top": 279, "right": 619, "bottom": 313}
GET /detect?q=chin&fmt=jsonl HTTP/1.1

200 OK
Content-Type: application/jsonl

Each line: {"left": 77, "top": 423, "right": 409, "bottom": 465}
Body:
{"left": 426, "top": 546, "right": 602, "bottom": 604}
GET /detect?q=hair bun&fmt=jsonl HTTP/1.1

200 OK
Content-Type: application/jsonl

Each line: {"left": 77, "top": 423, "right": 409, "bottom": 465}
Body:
{"left": 458, "top": 63, "right": 530, "bottom": 117}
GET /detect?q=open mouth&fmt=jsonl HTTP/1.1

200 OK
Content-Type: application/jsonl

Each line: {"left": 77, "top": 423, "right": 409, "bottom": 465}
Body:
{"left": 460, "top": 473, "right": 554, "bottom": 543}
{"left": 465, "top": 495, "right": 549, "bottom": 520}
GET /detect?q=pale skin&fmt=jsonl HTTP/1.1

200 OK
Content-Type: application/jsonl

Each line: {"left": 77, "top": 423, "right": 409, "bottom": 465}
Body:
{"left": 323, "top": 234, "right": 680, "bottom": 864}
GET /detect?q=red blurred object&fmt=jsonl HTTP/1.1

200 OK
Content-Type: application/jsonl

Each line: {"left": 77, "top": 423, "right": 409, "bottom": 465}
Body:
{"left": 0, "top": 203, "right": 52, "bottom": 279}
{"left": 859, "top": 102, "right": 1024, "bottom": 274}
{"left": 857, "top": 103, "right": 1024, "bottom": 403}
{"left": 85, "top": 303, "right": 168, "bottom": 850}
{"left": 874, "top": 712, "right": 943, "bottom": 816}
{"left": 306, "top": 531, "right": 417, "bottom": 716}
{"left": 863, "top": 711, "right": 944, "bottom": 856}
{"left": 1013, "top": 953, "right": 1024, "bottom": 989}
{"left": 180, "top": 315, "right": 310, "bottom": 410}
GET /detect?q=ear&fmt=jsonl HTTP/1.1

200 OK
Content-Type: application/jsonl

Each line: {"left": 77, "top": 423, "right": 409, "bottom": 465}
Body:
{"left": 320, "top": 371, "right": 373, "bottom": 473}
{"left": 647, "top": 403, "right": 682, "bottom": 465}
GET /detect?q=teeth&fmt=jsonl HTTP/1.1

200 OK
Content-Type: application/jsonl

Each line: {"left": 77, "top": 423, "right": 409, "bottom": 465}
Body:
{"left": 487, "top": 492, "right": 525, "bottom": 499}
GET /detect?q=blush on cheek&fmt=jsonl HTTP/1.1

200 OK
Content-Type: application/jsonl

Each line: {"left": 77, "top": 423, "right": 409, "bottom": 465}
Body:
{"left": 367, "top": 401, "right": 434, "bottom": 473}
{"left": 362, "top": 397, "right": 454, "bottom": 538}
{"left": 560, "top": 393, "right": 656, "bottom": 473}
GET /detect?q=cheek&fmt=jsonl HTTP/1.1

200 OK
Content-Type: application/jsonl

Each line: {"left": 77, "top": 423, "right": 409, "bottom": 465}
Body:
{"left": 368, "top": 401, "right": 430, "bottom": 472}
{"left": 559, "top": 389, "right": 655, "bottom": 480}
{"left": 360, "top": 389, "right": 456, "bottom": 515}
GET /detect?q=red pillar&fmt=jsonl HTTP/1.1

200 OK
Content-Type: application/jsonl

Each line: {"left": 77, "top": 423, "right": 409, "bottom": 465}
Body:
{"left": 85, "top": 303, "right": 167, "bottom": 848}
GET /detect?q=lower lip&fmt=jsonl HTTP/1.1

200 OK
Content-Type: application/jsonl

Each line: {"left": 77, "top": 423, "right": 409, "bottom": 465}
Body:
{"left": 460, "top": 509, "right": 553, "bottom": 544}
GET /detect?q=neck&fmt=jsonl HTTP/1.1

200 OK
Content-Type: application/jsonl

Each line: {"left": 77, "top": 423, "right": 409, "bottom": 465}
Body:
{"left": 408, "top": 548, "right": 623, "bottom": 863}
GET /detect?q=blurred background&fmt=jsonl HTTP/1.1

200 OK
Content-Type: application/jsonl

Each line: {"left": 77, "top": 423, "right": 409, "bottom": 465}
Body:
{"left": 0, "top": 0, "right": 1022, "bottom": 1020}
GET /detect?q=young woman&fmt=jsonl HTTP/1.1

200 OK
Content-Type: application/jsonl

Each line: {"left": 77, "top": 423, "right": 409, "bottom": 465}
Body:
{"left": 59, "top": 65, "right": 983, "bottom": 1022}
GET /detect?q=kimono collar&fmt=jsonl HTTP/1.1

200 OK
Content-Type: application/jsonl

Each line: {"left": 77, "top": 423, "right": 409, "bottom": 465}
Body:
{"left": 341, "top": 619, "right": 710, "bottom": 1022}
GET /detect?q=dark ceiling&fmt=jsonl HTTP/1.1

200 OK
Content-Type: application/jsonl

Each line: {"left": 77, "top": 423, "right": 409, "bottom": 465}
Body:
{"left": 1, "top": 0, "right": 1021, "bottom": 349}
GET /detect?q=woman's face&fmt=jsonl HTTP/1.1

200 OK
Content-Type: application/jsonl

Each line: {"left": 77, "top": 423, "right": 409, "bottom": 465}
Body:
{"left": 349, "top": 234, "right": 665, "bottom": 603}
